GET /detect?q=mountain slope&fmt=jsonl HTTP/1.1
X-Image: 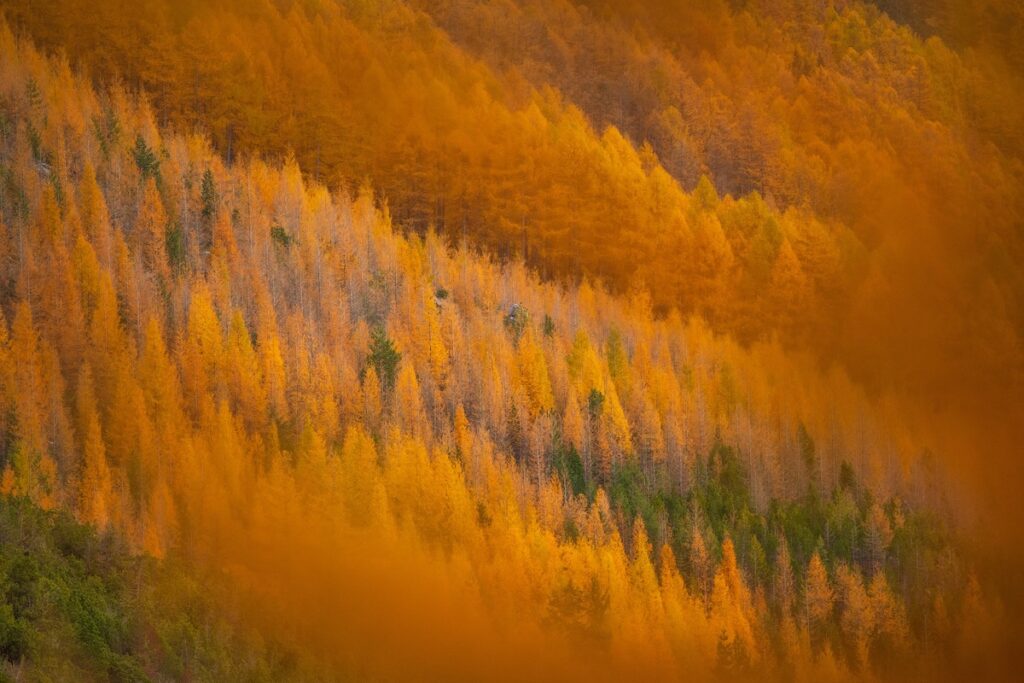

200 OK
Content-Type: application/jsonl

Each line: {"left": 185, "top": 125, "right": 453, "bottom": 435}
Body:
{"left": 4, "top": 0, "right": 1021, "bottom": 405}
{"left": 4, "top": 2, "right": 1022, "bottom": 538}
{"left": 0, "top": 19, "right": 1014, "bottom": 681}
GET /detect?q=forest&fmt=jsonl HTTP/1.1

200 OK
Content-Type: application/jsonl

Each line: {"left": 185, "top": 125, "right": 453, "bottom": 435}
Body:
{"left": 0, "top": 0, "right": 1020, "bottom": 681}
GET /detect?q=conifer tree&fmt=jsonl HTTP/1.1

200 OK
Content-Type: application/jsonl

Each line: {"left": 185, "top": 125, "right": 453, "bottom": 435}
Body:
{"left": 805, "top": 551, "right": 834, "bottom": 637}
{"left": 137, "top": 177, "right": 170, "bottom": 282}
{"left": 75, "top": 364, "right": 113, "bottom": 529}
{"left": 368, "top": 326, "right": 401, "bottom": 395}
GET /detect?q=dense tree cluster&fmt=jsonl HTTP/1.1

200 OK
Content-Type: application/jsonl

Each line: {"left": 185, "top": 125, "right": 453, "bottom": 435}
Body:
{"left": 0, "top": 26, "right": 1010, "bottom": 680}
{"left": 4, "top": 0, "right": 1022, "bottom": 410}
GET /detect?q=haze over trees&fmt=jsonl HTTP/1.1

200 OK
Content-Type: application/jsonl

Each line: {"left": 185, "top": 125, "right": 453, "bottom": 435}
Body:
{"left": 0, "top": 0, "right": 1020, "bottom": 681}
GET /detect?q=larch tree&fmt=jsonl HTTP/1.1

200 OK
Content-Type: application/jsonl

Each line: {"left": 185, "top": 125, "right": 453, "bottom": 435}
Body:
{"left": 71, "top": 234, "right": 104, "bottom": 321}
{"left": 2, "top": 302, "right": 58, "bottom": 507}
{"left": 719, "top": 537, "right": 758, "bottom": 661}
{"left": 868, "top": 571, "right": 907, "bottom": 652}
{"left": 137, "top": 316, "right": 185, "bottom": 434}
{"left": 363, "top": 365, "right": 384, "bottom": 431}
{"left": 225, "top": 310, "right": 267, "bottom": 428}
{"left": 394, "top": 363, "right": 428, "bottom": 440}
{"left": 767, "top": 238, "right": 809, "bottom": 337}
{"left": 516, "top": 327, "right": 554, "bottom": 417}
{"left": 773, "top": 536, "right": 796, "bottom": 617}
{"left": 79, "top": 162, "right": 114, "bottom": 267}
{"left": 566, "top": 329, "right": 604, "bottom": 397}
{"left": 136, "top": 177, "right": 170, "bottom": 283}
{"left": 422, "top": 285, "right": 449, "bottom": 386}
{"left": 38, "top": 340, "right": 75, "bottom": 477}
{"left": 0, "top": 307, "right": 12, "bottom": 458}
{"left": 9, "top": 301, "right": 46, "bottom": 457}
{"left": 606, "top": 328, "right": 630, "bottom": 400}
{"left": 185, "top": 282, "right": 224, "bottom": 397}
{"left": 453, "top": 403, "right": 473, "bottom": 464}
{"left": 836, "top": 564, "right": 873, "bottom": 669}
{"left": 686, "top": 210, "right": 734, "bottom": 323}
{"left": 629, "top": 516, "right": 662, "bottom": 622}
{"left": 805, "top": 551, "right": 834, "bottom": 639}
{"left": 600, "top": 381, "right": 633, "bottom": 460}
{"left": 340, "top": 425, "right": 381, "bottom": 528}
{"left": 562, "top": 388, "right": 585, "bottom": 454}
{"left": 255, "top": 283, "right": 288, "bottom": 420}
{"left": 864, "top": 502, "right": 893, "bottom": 575}
{"left": 690, "top": 522, "right": 713, "bottom": 608}
{"left": 75, "top": 364, "right": 113, "bottom": 529}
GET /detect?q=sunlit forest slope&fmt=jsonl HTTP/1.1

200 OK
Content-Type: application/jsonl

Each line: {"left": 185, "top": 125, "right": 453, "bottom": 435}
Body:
{"left": 6, "top": 0, "right": 1023, "bottom": 518}
{"left": 6, "top": 0, "right": 1023, "bottom": 394}
{"left": 0, "top": 0, "right": 1020, "bottom": 681}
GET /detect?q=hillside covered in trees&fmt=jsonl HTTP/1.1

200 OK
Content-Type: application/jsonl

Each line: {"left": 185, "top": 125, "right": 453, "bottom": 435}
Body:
{"left": 6, "top": 0, "right": 1023, "bottom": 521}
{"left": 0, "top": 0, "right": 1020, "bottom": 681}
